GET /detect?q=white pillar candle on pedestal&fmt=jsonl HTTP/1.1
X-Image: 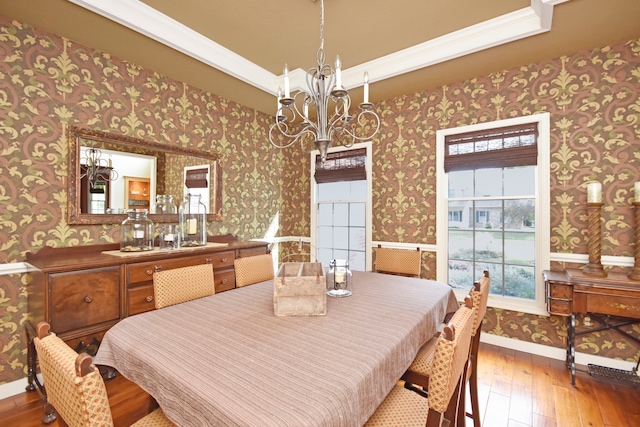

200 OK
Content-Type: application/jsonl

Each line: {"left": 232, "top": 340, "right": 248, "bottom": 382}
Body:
{"left": 634, "top": 181, "right": 640, "bottom": 201}
{"left": 587, "top": 181, "right": 602, "bottom": 203}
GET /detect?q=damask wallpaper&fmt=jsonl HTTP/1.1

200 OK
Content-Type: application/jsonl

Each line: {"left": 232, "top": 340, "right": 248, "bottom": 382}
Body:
{"left": 1, "top": 12, "right": 639, "bottom": 386}
{"left": 0, "top": 16, "right": 280, "bottom": 384}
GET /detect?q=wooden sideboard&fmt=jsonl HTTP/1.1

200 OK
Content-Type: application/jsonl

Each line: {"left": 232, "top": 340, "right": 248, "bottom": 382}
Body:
{"left": 543, "top": 269, "right": 640, "bottom": 385}
{"left": 24, "top": 237, "right": 268, "bottom": 392}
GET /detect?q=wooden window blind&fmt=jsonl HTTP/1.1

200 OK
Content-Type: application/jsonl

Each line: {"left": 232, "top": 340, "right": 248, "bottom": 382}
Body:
{"left": 185, "top": 168, "right": 208, "bottom": 188}
{"left": 444, "top": 122, "right": 538, "bottom": 172}
{"left": 314, "top": 148, "right": 366, "bottom": 183}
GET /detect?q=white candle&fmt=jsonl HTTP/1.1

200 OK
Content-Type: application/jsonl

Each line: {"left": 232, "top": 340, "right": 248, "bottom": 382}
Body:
{"left": 334, "top": 270, "right": 345, "bottom": 283}
{"left": 635, "top": 182, "right": 640, "bottom": 202}
{"left": 335, "top": 56, "right": 342, "bottom": 88}
{"left": 283, "top": 64, "right": 290, "bottom": 98}
{"left": 276, "top": 87, "right": 282, "bottom": 110}
{"left": 363, "top": 72, "right": 369, "bottom": 103}
{"left": 587, "top": 181, "right": 602, "bottom": 203}
{"left": 187, "top": 218, "right": 197, "bottom": 235}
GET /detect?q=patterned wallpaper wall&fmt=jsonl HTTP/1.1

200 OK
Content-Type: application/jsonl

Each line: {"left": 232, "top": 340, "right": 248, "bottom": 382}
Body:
{"left": 1, "top": 13, "right": 639, "bottom": 386}
{"left": 0, "top": 17, "right": 281, "bottom": 384}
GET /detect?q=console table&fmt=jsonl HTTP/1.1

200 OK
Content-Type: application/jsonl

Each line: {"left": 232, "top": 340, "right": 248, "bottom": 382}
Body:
{"left": 543, "top": 269, "right": 640, "bottom": 386}
{"left": 24, "top": 236, "right": 268, "bottom": 393}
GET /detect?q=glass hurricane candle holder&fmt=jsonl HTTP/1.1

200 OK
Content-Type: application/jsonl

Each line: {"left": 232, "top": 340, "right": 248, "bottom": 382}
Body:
{"left": 326, "top": 259, "right": 353, "bottom": 297}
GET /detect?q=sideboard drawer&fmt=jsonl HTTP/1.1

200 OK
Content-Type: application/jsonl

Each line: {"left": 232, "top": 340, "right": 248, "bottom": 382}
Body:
{"left": 237, "top": 246, "right": 268, "bottom": 258}
{"left": 548, "top": 283, "right": 572, "bottom": 299}
{"left": 548, "top": 298, "right": 572, "bottom": 316}
{"left": 127, "top": 254, "right": 214, "bottom": 285}
{"left": 128, "top": 284, "right": 156, "bottom": 316}
{"left": 215, "top": 269, "right": 236, "bottom": 293}
{"left": 50, "top": 266, "right": 120, "bottom": 334}
{"left": 209, "top": 250, "right": 235, "bottom": 270}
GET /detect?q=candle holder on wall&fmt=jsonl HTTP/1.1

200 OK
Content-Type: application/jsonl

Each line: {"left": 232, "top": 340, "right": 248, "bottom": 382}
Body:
{"left": 628, "top": 201, "right": 640, "bottom": 281}
{"left": 583, "top": 202, "right": 607, "bottom": 277}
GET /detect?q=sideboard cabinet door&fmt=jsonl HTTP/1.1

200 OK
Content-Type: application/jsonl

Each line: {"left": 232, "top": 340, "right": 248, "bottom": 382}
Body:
{"left": 49, "top": 266, "right": 121, "bottom": 334}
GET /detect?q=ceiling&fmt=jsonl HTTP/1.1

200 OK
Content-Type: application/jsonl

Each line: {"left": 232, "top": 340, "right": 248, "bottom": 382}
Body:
{"left": 2, "top": 0, "right": 640, "bottom": 115}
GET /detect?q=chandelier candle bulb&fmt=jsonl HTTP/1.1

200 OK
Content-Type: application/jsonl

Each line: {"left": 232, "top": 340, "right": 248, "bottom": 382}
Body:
{"left": 283, "top": 64, "right": 290, "bottom": 98}
{"left": 363, "top": 72, "right": 369, "bottom": 103}
{"left": 587, "top": 181, "right": 602, "bottom": 203}
{"left": 335, "top": 55, "right": 342, "bottom": 88}
{"left": 635, "top": 181, "right": 640, "bottom": 201}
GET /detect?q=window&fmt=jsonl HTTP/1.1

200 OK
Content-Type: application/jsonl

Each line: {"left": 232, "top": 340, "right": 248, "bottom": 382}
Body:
{"left": 437, "top": 114, "right": 550, "bottom": 314}
{"left": 184, "top": 165, "right": 210, "bottom": 213}
{"left": 311, "top": 143, "right": 372, "bottom": 272}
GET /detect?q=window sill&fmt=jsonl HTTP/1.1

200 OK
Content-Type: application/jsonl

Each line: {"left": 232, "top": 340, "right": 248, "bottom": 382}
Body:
{"left": 453, "top": 289, "right": 549, "bottom": 317}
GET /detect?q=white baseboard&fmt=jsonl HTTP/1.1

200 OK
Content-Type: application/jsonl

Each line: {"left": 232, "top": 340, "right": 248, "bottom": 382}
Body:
{"left": 481, "top": 333, "right": 637, "bottom": 372}
{"left": 0, "top": 378, "right": 31, "bottom": 401}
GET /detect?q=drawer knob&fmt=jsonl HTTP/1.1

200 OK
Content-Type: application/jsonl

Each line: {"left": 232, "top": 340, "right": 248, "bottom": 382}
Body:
{"left": 84, "top": 296, "right": 93, "bottom": 303}
{"left": 146, "top": 269, "right": 153, "bottom": 276}
{"left": 146, "top": 296, "right": 154, "bottom": 303}
{"left": 222, "top": 279, "right": 228, "bottom": 285}
{"left": 205, "top": 258, "right": 212, "bottom": 264}
{"left": 221, "top": 257, "right": 228, "bottom": 263}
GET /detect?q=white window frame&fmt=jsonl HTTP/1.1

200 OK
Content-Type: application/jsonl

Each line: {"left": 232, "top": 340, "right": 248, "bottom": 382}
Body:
{"left": 436, "top": 113, "right": 551, "bottom": 315}
{"left": 310, "top": 141, "right": 373, "bottom": 271}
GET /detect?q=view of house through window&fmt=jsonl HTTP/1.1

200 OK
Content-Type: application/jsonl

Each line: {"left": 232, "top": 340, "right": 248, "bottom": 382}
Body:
{"left": 437, "top": 114, "right": 550, "bottom": 311}
{"left": 447, "top": 167, "right": 536, "bottom": 299}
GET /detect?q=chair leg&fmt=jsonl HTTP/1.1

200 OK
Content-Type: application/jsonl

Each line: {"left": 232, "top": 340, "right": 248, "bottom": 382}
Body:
{"left": 466, "top": 331, "right": 482, "bottom": 427}
{"left": 469, "top": 364, "right": 481, "bottom": 427}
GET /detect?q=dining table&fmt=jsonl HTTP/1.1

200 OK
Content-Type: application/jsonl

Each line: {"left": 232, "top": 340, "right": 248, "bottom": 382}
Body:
{"left": 94, "top": 270, "right": 459, "bottom": 427}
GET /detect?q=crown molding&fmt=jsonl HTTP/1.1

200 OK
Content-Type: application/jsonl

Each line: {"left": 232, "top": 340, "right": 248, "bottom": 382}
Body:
{"left": 68, "top": 0, "right": 570, "bottom": 96}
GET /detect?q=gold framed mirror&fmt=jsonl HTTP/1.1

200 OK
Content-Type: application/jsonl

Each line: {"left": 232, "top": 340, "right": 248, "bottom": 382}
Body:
{"left": 68, "top": 126, "right": 222, "bottom": 225}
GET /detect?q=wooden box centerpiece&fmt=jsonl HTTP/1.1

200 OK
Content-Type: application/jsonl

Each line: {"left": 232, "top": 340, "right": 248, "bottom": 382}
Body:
{"left": 274, "top": 262, "right": 326, "bottom": 316}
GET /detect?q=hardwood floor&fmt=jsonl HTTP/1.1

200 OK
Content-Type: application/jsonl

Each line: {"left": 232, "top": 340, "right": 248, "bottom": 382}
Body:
{"left": 1, "top": 343, "right": 638, "bottom": 426}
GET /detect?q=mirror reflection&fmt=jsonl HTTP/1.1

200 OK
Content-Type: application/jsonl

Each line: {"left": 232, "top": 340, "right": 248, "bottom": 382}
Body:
{"left": 68, "top": 126, "right": 222, "bottom": 225}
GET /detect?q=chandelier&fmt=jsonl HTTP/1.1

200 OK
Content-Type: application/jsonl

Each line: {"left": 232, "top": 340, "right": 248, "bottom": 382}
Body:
{"left": 81, "top": 146, "right": 118, "bottom": 189}
{"left": 269, "top": 0, "right": 380, "bottom": 163}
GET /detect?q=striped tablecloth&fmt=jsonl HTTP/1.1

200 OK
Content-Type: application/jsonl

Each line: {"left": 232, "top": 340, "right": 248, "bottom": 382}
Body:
{"left": 94, "top": 271, "right": 459, "bottom": 427}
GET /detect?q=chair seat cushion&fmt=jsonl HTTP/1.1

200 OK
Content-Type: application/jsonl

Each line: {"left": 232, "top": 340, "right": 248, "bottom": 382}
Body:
{"left": 131, "top": 408, "right": 174, "bottom": 426}
{"left": 364, "top": 384, "right": 429, "bottom": 426}
{"left": 408, "top": 335, "right": 439, "bottom": 376}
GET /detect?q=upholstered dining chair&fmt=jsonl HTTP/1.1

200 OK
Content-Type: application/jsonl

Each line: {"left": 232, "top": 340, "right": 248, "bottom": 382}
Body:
{"left": 234, "top": 253, "right": 274, "bottom": 287}
{"left": 152, "top": 263, "right": 215, "bottom": 309}
{"left": 457, "top": 270, "right": 490, "bottom": 427}
{"left": 374, "top": 245, "right": 422, "bottom": 277}
{"left": 33, "top": 322, "right": 174, "bottom": 427}
{"left": 402, "top": 271, "right": 490, "bottom": 427}
{"left": 365, "top": 296, "right": 476, "bottom": 427}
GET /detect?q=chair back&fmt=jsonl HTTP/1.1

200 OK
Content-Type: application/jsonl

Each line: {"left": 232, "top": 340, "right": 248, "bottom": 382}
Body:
{"left": 374, "top": 246, "right": 421, "bottom": 277}
{"left": 234, "top": 254, "right": 274, "bottom": 287}
{"left": 153, "top": 263, "right": 214, "bottom": 309}
{"left": 427, "top": 297, "right": 475, "bottom": 416}
{"left": 470, "top": 270, "right": 490, "bottom": 335}
{"left": 33, "top": 322, "right": 114, "bottom": 427}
